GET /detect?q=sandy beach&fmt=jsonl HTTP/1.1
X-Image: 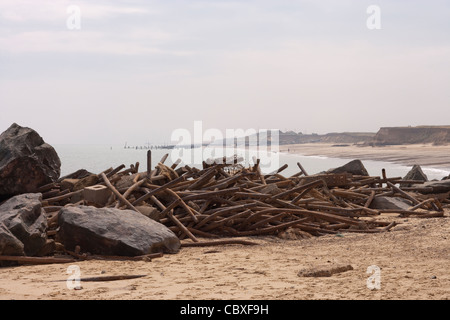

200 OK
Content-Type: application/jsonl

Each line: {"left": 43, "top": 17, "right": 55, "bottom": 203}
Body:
{"left": 0, "top": 213, "right": 449, "bottom": 300}
{"left": 1, "top": 141, "right": 449, "bottom": 301}
{"left": 280, "top": 143, "right": 450, "bottom": 170}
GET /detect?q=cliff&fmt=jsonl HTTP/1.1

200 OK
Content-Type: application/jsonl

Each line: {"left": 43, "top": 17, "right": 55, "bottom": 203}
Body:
{"left": 369, "top": 126, "right": 450, "bottom": 146}
{"left": 278, "top": 131, "right": 375, "bottom": 145}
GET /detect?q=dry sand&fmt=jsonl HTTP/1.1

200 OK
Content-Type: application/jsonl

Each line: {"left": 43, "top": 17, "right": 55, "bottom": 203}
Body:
{"left": 0, "top": 213, "right": 449, "bottom": 300}
{"left": 280, "top": 143, "right": 450, "bottom": 169}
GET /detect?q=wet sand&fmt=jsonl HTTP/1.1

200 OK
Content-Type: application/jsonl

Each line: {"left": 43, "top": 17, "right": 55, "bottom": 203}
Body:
{"left": 0, "top": 213, "right": 449, "bottom": 300}
{"left": 280, "top": 143, "right": 450, "bottom": 169}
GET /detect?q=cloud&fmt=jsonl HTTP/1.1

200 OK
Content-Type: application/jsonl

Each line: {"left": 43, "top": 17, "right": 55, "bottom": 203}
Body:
{"left": 0, "top": 30, "right": 195, "bottom": 55}
{"left": 0, "top": 1, "right": 187, "bottom": 55}
{"left": 0, "top": 0, "right": 152, "bottom": 23}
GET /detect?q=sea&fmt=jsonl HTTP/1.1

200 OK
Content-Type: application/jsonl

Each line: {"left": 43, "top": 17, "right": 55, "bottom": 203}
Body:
{"left": 53, "top": 144, "right": 450, "bottom": 181}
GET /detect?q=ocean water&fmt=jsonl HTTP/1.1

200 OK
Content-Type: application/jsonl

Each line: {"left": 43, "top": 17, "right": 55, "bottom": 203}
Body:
{"left": 53, "top": 144, "right": 450, "bottom": 181}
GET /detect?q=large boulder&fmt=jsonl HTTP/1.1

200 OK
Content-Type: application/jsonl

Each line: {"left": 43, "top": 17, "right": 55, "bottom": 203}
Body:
{"left": 0, "top": 193, "right": 48, "bottom": 256}
{"left": 0, "top": 223, "right": 26, "bottom": 267}
{"left": 57, "top": 206, "right": 181, "bottom": 256}
{"left": 0, "top": 222, "right": 25, "bottom": 256}
{"left": 402, "top": 165, "right": 428, "bottom": 186}
{"left": 369, "top": 196, "right": 412, "bottom": 210}
{"left": 0, "top": 123, "right": 61, "bottom": 197}
{"left": 415, "top": 180, "right": 450, "bottom": 194}
{"left": 327, "top": 159, "right": 369, "bottom": 176}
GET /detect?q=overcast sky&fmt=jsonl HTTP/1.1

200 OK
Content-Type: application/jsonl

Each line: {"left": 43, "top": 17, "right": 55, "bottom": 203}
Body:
{"left": 1, "top": 0, "right": 449, "bottom": 145}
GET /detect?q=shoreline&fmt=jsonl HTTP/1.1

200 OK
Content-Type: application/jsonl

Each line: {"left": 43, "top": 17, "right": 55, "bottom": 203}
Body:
{"left": 280, "top": 143, "right": 450, "bottom": 172}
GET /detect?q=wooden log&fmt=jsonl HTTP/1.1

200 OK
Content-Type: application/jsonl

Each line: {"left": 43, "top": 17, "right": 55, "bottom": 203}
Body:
{"left": 295, "top": 223, "right": 339, "bottom": 235}
{"left": 297, "top": 162, "right": 309, "bottom": 176}
{"left": 254, "top": 159, "right": 267, "bottom": 185}
{"left": 364, "top": 191, "right": 376, "bottom": 208}
{"left": 45, "top": 190, "right": 83, "bottom": 204}
{"left": 42, "top": 189, "right": 63, "bottom": 199}
{"left": 0, "top": 255, "right": 76, "bottom": 265}
{"left": 67, "top": 274, "right": 148, "bottom": 282}
{"left": 133, "top": 174, "right": 187, "bottom": 206}
{"left": 185, "top": 227, "right": 220, "bottom": 238}
{"left": 146, "top": 150, "right": 152, "bottom": 180}
{"left": 407, "top": 198, "right": 435, "bottom": 211}
{"left": 100, "top": 173, "right": 139, "bottom": 213}
{"left": 37, "top": 182, "right": 60, "bottom": 193}
{"left": 433, "top": 198, "right": 444, "bottom": 212}
{"left": 158, "top": 198, "right": 181, "bottom": 218}
{"left": 181, "top": 187, "right": 240, "bottom": 201}
{"left": 383, "top": 221, "right": 397, "bottom": 231}
{"left": 115, "top": 179, "right": 146, "bottom": 209}
{"left": 180, "top": 239, "right": 258, "bottom": 247}
{"left": 386, "top": 181, "right": 422, "bottom": 207}
{"left": 106, "top": 164, "right": 126, "bottom": 178}
{"left": 159, "top": 153, "right": 169, "bottom": 165}
{"left": 414, "top": 211, "right": 445, "bottom": 218}
{"left": 382, "top": 168, "right": 387, "bottom": 181}
{"left": 342, "top": 228, "right": 388, "bottom": 234}
{"left": 171, "top": 158, "right": 181, "bottom": 170}
{"left": 231, "top": 217, "right": 311, "bottom": 236}
{"left": 323, "top": 223, "right": 350, "bottom": 230}
{"left": 164, "top": 189, "right": 199, "bottom": 223}
{"left": 167, "top": 210, "right": 198, "bottom": 242}
{"left": 199, "top": 199, "right": 213, "bottom": 214}
{"left": 264, "top": 164, "right": 288, "bottom": 178}
{"left": 201, "top": 209, "right": 253, "bottom": 232}
{"left": 272, "top": 179, "right": 323, "bottom": 201}
{"left": 331, "top": 189, "right": 368, "bottom": 199}
{"left": 198, "top": 203, "right": 259, "bottom": 229}
{"left": 187, "top": 167, "right": 218, "bottom": 191}
{"left": 82, "top": 252, "right": 164, "bottom": 262}
{"left": 290, "top": 180, "right": 325, "bottom": 204}
{"left": 205, "top": 172, "right": 254, "bottom": 190}
{"left": 246, "top": 212, "right": 287, "bottom": 230}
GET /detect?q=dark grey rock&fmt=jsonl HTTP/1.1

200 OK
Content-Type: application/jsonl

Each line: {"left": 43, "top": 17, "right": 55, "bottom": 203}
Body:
{"left": 57, "top": 206, "right": 180, "bottom": 256}
{"left": 327, "top": 160, "right": 369, "bottom": 176}
{"left": 0, "top": 123, "right": 61, "bottom": 196}
{"left": 0, "top": 222, "right": 26, "bottom": 267}
{"left": 58, "top": 169, "right": 94, "bottom": 182}
{"left": 0, "top": 193, "right": 48, "bottom": 256}
{"left": 369, "top": 196, "right": 413, "bottom": 210}
{"left": 0, "top": 222, "right": 25, "bottom": 255}
{"left": 402, "top": 165, "right": 428, "bottom": 186}
{"left": 415, "top": 179, "right": 450, "bottom": 194}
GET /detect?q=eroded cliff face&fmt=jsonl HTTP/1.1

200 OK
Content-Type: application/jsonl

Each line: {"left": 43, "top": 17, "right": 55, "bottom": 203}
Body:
{"left": 278, "top": 132, "right": 375, "bottom": 145}
{"left": 370, "top": 126, "right": 450, "bottom": 146}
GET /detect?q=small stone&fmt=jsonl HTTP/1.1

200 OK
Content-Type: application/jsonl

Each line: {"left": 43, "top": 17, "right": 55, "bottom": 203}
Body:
{"left": 298, "top": 264, "right": 353, "bottom": 277}
{"left": 431, "top": 276, "right": 437, "bottom": 279}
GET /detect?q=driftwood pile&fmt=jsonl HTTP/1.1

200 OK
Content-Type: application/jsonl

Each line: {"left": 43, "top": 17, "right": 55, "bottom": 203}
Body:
{"left": 38, "top": 152, "right": 448, "bottom": 247}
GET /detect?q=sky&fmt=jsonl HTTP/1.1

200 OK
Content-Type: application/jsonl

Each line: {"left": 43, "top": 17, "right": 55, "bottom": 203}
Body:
{"left": 0, "top": 0, "right": 449, "bottom": 145}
